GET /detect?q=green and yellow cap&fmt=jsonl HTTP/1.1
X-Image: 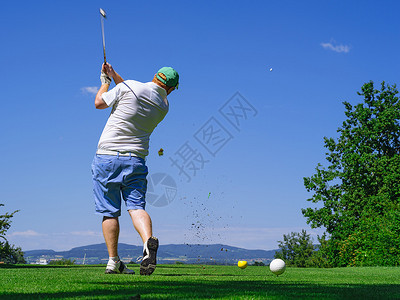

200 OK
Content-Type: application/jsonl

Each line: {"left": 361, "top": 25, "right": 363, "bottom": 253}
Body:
{"left": 156, "top": 67, "right": 179, "bottom": 89}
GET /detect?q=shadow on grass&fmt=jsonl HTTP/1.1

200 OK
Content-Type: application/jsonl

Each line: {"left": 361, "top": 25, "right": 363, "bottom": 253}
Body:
{"left": 2, "top": 278, "right": 400, "bottom": 299}
{"left": 0, "top": 264, "right": 195, "bottom": 269}
{"left": 0, "top": 264, "right": 84, "bottom": 269}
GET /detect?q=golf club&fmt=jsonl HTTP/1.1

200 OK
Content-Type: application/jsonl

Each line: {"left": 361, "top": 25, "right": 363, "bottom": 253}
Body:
{"left": 100, "top": 8, "right": 107, "bottom": 64}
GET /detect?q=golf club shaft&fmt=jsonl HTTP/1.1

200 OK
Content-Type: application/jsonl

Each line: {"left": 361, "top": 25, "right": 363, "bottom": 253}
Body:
{"left": 101, "top": 17, "right": 106, "bottom": 63}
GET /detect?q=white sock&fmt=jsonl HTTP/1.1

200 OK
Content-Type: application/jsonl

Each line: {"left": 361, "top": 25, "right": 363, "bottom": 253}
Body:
{"left": 109, "top": 256, "right": 119, "bottom": 262}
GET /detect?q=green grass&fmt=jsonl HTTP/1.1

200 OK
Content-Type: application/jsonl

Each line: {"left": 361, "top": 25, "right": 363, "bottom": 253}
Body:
{"left": 0, "top": 264, "right": 399, "bottom": 299}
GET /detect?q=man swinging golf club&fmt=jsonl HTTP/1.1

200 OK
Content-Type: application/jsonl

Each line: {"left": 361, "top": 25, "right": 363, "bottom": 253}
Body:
{"left": 92, "top": 62, "right": 179, "bottom": 275}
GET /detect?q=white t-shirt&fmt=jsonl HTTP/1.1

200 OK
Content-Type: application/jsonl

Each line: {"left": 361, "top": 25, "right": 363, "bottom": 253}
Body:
{"left": 97, "top": 80, "right": 169, "bottom": 159}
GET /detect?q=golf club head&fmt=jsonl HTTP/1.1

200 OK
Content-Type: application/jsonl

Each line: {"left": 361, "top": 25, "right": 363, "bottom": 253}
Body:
{"left": 100, "top": 8, "right": 106, "bottom": 18}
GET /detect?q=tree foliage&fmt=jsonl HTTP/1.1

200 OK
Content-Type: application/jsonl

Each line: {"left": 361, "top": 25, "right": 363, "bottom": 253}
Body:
{"left": 0, "top": 204, "right": 26, "bottom": 264}
{"left": 48, "top": 258, "right": 76, "bottom": 266}
{"left": 302, "top": 81, "right": 400, "bottom": 266}
{"left": 274, "top": 230, "right": 316, "bottom": 267}
{"left": 0, "top": 241, "right": 25, "bottom": 264}
{"left": 0, "top": 204, "right": 18, "bottom": 241}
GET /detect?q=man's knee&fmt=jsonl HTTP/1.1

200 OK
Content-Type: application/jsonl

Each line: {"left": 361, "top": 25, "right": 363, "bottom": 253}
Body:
{"left": 103, "top": 216, "right": 119, "bottom": 222}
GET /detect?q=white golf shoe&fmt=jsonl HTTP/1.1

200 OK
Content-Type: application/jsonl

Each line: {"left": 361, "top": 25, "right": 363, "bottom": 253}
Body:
{"left": 140, "top": 236, "right": 159, "bottom": 275}
{"left": 105, "top": 260, "right": 135, "bottom": 274}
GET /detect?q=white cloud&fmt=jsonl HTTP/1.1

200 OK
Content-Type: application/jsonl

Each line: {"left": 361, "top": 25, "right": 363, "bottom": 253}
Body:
{"left": 8, "top": 230, "right": 45, "bottom": 237}
{"left": 321, "top": 40, "right": 350, "bottom": 53}
{"left": 81, "top": 86, "right": 99, "bottom": 95}
{"left": 70, "top": 230, "right": 102, "bottom": 237}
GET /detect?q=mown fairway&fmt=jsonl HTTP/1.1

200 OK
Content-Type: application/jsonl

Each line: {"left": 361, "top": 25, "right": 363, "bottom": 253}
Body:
{"left": 1, "top": 264, "right": 399, "bottom": 299}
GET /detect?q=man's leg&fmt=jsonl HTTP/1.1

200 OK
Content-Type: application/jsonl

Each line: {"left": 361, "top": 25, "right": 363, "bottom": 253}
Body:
{"left": 102, "top": 216, "right": 119, "bottom": 257}
{"left": 93, "top": 155, "right": 134, "bottom": 274}
{"left": 102, "top": 216, "right": 135, "bottom": 274}
{"left": 128, "top": 209, "right": 152, "bottom": 243}
{"left": 129, "top": 209, "right": 159, "bottom": 275}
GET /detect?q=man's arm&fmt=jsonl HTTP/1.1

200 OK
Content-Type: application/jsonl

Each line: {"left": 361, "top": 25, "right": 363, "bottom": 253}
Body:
{"left": 111, "top": 71, "right": 124, "bottom": 85}
{"left": 95, "top": 83, "right": 110, "bottom": 109}
{"left": 94, "top": 63, "right": 123, "bottom": 109}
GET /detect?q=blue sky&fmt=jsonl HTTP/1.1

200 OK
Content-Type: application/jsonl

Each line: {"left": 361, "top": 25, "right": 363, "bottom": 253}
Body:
{"left": 2, "top": 0, "right": 399, "bottom": 251}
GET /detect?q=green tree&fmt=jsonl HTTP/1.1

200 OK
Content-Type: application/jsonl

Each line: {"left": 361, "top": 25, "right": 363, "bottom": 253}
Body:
{"left": 303, "top": 81, "right": 400, "bottom": 266}
{"left": 48, "top": 258, "right": 76, "bottom": 266}
{"left": 0, "top": 241, "right": 25, "bottom": 264}
{"left": 274, "top": 230, "right": 315, "bottom": 267}
{"left": 0, "top": 204, "right": 26, "bottom": 264}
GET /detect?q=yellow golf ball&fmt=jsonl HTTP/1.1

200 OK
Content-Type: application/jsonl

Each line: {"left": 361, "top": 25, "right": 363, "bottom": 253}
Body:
{"left": 238, "top": 260, "right": 248, "bottom": 269}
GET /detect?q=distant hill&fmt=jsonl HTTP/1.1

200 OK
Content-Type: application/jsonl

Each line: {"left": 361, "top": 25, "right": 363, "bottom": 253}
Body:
{"left": 24, "top": 243, "right": 278, "bottom": 265}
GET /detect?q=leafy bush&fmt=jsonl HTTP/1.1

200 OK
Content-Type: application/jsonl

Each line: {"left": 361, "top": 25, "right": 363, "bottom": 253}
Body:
{"left": 48, "top": 258, "right": 76, "bottom": 266}
{"left": 0, "top": 241, "right": 25, "bottom": 264}
{"left": 275, "top": 230, "right": 316, "bottom": 267}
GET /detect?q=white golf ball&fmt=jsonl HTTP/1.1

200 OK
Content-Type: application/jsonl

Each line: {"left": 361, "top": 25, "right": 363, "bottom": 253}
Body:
{"left": 269, "top": 68, "right": 273, "bottom": 72}
{"left": 269, "top": 259, "right": 286, "bottom": 276}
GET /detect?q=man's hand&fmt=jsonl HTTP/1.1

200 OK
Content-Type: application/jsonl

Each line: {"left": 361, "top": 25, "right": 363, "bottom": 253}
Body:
{"left": 103, "top": 63, "right": 124, "bottom": 85}
{"left": 95, "top": 63, "right": 112, "bottom": 109}
{"left": 95, "top": 62, "right": 124, "bottom": 110}
{"left": 100, "top": 71, "right": 112, "bottom": 85}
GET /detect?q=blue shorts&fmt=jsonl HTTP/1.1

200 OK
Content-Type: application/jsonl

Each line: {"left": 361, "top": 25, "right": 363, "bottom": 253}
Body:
{"left": 91, "top": 154, "right": 148, "bottom": 217}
